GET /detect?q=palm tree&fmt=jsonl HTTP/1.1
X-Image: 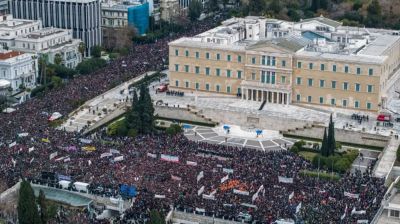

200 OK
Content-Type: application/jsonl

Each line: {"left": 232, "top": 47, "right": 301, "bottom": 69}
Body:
{"left": 54, "top": 53, "right": 63, "bottom": 65}
{"left": 38, "top": 56, "right": 47, "bottom": 85}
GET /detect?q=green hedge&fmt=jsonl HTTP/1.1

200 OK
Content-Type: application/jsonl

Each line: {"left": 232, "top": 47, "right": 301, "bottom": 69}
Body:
{"left": 311, "top": 150, "right": 359, "bottom": 173}
{"left": 283, "top": 133, "right": 384, "bottom": 151}
{"left": 299, "top": 170, "right": 340, "bottom": 181}
{"left": 397, "top": 144, "right": 400, "bottom": 162}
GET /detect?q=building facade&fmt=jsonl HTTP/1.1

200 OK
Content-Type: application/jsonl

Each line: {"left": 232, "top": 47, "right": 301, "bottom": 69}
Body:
{"left": 169, "top": 16, "right": 400, "bottom": 111}
{"left": 9, "top": 0, "right": 102, "bottom": 57}
{"left": 0, "top": 0, "right": 8, "bottom": 15}
{"left": 12, "top": 27, "right": 82, "bottom": 68}
{"left": 0, "top": 49, "right": 38, "bottom": 91}
{"left": 0, "top": 14, "right": 42, "bottom": 48}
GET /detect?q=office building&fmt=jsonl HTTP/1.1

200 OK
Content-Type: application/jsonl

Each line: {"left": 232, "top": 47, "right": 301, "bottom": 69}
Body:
{"left": 9, "top": 0, "right": 102, "bottom": 57}
{"left": 168, "top": 16, "right": 400, "bottom": 111}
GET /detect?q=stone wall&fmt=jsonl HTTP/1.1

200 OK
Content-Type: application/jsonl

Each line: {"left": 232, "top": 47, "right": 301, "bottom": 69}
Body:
{"left": 154, "top": 105, "right": 215, "bottom": 125}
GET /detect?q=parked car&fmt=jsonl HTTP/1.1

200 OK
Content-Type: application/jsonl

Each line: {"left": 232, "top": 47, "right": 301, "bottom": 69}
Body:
{"left": 377, "top": 114, "right": 391, "bottom": 121}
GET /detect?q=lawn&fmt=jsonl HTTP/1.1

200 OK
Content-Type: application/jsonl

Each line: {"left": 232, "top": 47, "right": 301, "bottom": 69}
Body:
{"left": 299, "top": 151, "right": 318, "bottom": 162}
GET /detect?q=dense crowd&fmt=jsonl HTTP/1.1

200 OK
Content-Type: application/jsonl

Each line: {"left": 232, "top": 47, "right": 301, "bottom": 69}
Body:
{"left": 0, "top": 17, "right": 388, "bottom": 223}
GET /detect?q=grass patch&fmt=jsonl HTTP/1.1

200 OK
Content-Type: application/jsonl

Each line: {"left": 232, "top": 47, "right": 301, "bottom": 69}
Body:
{"left": 299, "top": 151, "right": 318, "bottom": 162}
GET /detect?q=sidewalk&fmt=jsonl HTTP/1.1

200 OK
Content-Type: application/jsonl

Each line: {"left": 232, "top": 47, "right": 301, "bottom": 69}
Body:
{"left": 374, "top": 136, "right": 400, "bottom": 178}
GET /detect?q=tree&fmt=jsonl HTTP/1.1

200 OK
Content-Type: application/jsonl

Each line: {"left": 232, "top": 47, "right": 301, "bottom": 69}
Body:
{"left": 149, "top": 210, "right": 165, "bottom": 224}
{"left": 207, "top": 0, "right": 219, "bottom": 12}
{"left": 321, "top": 128, "right": 328, "bottom": 157}
{"left": 18, "top": 181, "right": 41, "bottom": 224}
{"left": 188, "top": 0, "right": 202, "bottom": 21}
{"left": 53, "top": 53, "right": 62, "bottom": 65}
{"left": 91, "top": 45, "right": 102, "bottom": 58}
{"left": 248, "top": 0, "right": 265, "bottom": 16}
{"left": 78, "top": 42, "right": 86, "bottom": 58}
{"left": 365, "top": 0, "right": 382, "bottom": 27}
{"left": 38, "top": 190, "right": 48, "bottom": 224}
{"left": 327, "top": 114, "right": 336, "bottom": 156}
{"left": 139, "top": 84, "right": 155, "bottom": 134}
{"left": 126, "top": 90, "right": 141, "bottom": 132}
{"left": 270, "top": 0, "right": 282, "bottom": 14}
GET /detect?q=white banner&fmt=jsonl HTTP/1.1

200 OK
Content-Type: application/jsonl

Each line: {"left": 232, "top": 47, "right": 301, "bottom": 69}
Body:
{"left": 18, "top": 133, "right": 29, "bottom": 137}
{"left": 233, "top": 189, "right": 250, "bottom": 196}
{"left": 28, "top": 147, "right": 35, "bottom": 153}
{"left": 147, "top": 153, "right": 157, "bottom": 158}
{"left": 223, "top": 168, "right": 234, "bottom": 174}
{"left": 55, "top": 156, "right": 66, "bottom": 162}
{"left": 30, "top": 158, "right": 34, "bottom": 164}
{"left": 197, "top": 171, "right": 204, "bottom": 182}
{"left": 100, "top": 152, "right": 113, "bottom": 158}
{"left": 88, "top": 160, "right": 92, "bottom": 166}
{"left": 221, "top": 174, "right": 229, "bottom": 183}
{"left": 8, "top": 142, "right": 16, "bottom": 148}
{"left": 171, "top": 175, "right": 182, "bottom": 181}
{"left": 160, "top": 154, "right": 179, "bottom": 162}
{"left": 110, "top": 149, "right": 120, "bottom": 154}
{"left": 49, "top": 152, "right": 58, "bottom": 160}
{"left": 357, "top": 220, "right": 369, "bottom": 224}
{"left": 114, "top": 156, "right": 124, "bottom": 162}
{"left": 79, "top": 138, "right": 92, "bottom": 144}
{"left": 186, "top": 161, "right": 197, "bottom": 166}
{"left": 289, "top": 191, "right": 294, "bottom": 200}
{"left": 210, "top": 189, "right": 217, "bottom": 196}
{"left": 198, "top": 186, "right": 205, "bottom": 196}
{"left": 344, "top": 192, "right": 360, "bottom": 199}
{"left": 11, "top": 158, "right": 16, "bottom": 167}
{"left": 195, "top": 208, "right": 205, "bottom": 213}
{"left": 154, "top": 194, "right": 166, "bottom": 199}
{"left": 351, "top": 207, "right": 366, "bottom": 215}
{"left": 202, "top": 194, "right": 216, "bottom": 200}
{"left": 278, "top": 176, "right": 294, "bottom": 184}
{"left": 64, "top": 157, "right": 71, "bottom": 162}
{"left": 240, "top": 203, "right": 257, "bottom": 209}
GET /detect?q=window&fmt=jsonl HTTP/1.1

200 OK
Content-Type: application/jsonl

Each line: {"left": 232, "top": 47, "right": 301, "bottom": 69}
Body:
{"left": 389, "top": 210, "right": 400, "bottom": 218}
{"left": 216, "top": 53, "right": 221, "bottom": 60}
{"left": 320, "top": 64, "right": 325, "bottom": 71}
{"left": 320, "top": 80, "right": 325, "bottom": 88}
{"left": 185, "top": 50, "right": 189, "bottom": 57}
{"left": 281, "top": 76, "right": 286, "bottom": 84}
{"left": 175, "top": 49, "right": 179, "bottom": 56}
{"left": 307, "top": 96, "right": 312, "bottom": 103}
{"left": 262, "top": 56, "right": 266, "bottom": 65}
{"left": 237, "top": 70, "right": 242, "bottom": 79}
{"left": 356, "top": 67, "right": 361, "bottom": 75}
{"left": 227, "top": 70, "right": 231, "bottom": 78}
{"left": 369, "top": 68, "right": 374, "bottom": 76}
{"left": 252, "top": 73, "right": 256, "bottom": 80}
{"left": 355, "top": 83, "right": 360, "bottom": 92}
{"left": 297, "top": 61, "right": 302, "bottom": 68}
{"left": 238, "top": 55, "right": 242, "bottom": 62}
{"left": 344, "top": 66, "right": 349, "bottom": 73}
{"left": 271, "top": 57, "right": 276, "bottom": 66}
{"left": 237, "top": 88, "right": 241, "bottom": 94}
{"left": 206, "top": 83, "right": 210, "bottom": 91}
{"left": 226, "top": 86, "right": 231, "bottom": 93}
{"left": 343, "top": 82, "right": 348, "bottom": 90}
{"left": 206, "top": 52, "right": 210, "bottom": 59}
{"left": 296, "top": 94, "right": 301, "bottom": 102}
{"left": 367, "top": 85, "right": 373, "bottom": 93}
{"left": 185, "top": 81, "right": 189, "bottom": 88}
{"left": 282, "top": 60, "right": 286, "bottom": 67}
{"left": 195, "top": 66, "right": 200, "bottom": 74}
{"left": 205, "top": 67, "right": 210, "bottom": 75}
{"left": 175, "top": 80, "right": 179, "bottom": 87}
{"left": 252, "top": 57, "right": 256, "bottom": 64}
{"left": 296, "top": 77, "right": 302, "bottom": 85}
{"left": 319, "top": 97, "right": 324, "bottom": 104}
{"left": 331, "top": 81, "right": 336, "bottom": 89}
{"left": 332, "top": 65, "right": 337, "bottom": 72}
{"left": 367, "top": 102, "right": 372, "bottom": 110}
{"left": 331, "top": 98, "right": 336, "bottom": 105}
{"left": 185, "top": 65, "right": 189, "bottom": 73}
{"left": 354, "top": 100, "right": 360, "bottom": 108}
{"left": 227, "top": 55, "right": 231, "bottom": 61}
{"left": 195, "top": 52, "right": 199, "bottom": 58}
{"left": 308, "top": 78, "right": 313, "bottom": 87}
{"left": 195, "top": 83, "right": 199, "bottom": 90}
{"left": 175, "top": 64, "right": 179, "bottom": 72}
{"left": 216, "top": 85, "right": 220, "bottom": 92}
{"left": 309, "top": 63, "right": 313, "bottom": 69}
{"left": 342, "top": 99, "right": 347, "bottom": 107}
{"left": 216, "top": 68, "right": 220, "bottom": 76}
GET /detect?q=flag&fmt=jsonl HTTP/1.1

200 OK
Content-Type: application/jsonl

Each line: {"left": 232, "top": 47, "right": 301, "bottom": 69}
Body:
{"left": 372, "top": 197, "right": 377, "bottom": 204}
{"left": 41, "top": 138, "right": 50, "bottom": 143}
{"left": 341, "top": 204, "right": 348, "bottom": 220}
{"left": 30, "top": 158, "right": 34, "bottom": 164}
{"left": 82, "top": 146, "right": 96, "bottom": 151}
{"left": 289, "top": 191, "right": 294, "bottom": 200}
{"left": 64, "top": 157, "right": 71, "bottom": 162}
{"left": 88, "top": 160, "right": 92, "bottom": 166}
{"left": 49, "top": 152, "right": 58, "bottom": 160}
{"left": 110, "top": 149, "right": 120, "bottom": 154}
{"left": 11, "top": 158, "right": 16, "bottom": 167}
{"left": 223, "top": 168, "right": 234, "bottom": 174}
{"left": 171, "top": 175, "right": 182, "bottom": 181}
{"left": 160, "top": 154, "right": 179, "bottom": 162}
{"left": 114, "top": 156, "right": 124, "bottom": 162}
{"left": 197, "top": 171, "right": 204, "bottom": 182}
{"left": 198, "top": 186, "right": 205, "bottom": 196}
{"left": 147, "top": 153, "right": 157, "bottom": 158}
{"left": 296, "top": 202, "right": 302, "bottom": 214}
{"left": 100, "top": 152, "right": 113, "bottom": 158}
{"left": 186, "top": 161, "right": 197, "bottom": 166}
{"left": 344, "top": 192, "right": 359, "bottom": 199}
{"left": 221, "top": 174, "right": 229, "bottom": 183}
{"left": 8, "top": 142, "right": 17, "bottom": 148}
{"left": 233, "top": 189, "right": 250, "bottom": 196}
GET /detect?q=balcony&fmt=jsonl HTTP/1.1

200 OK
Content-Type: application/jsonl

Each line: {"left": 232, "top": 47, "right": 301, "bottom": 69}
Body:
{"left": 240, "top": 80, "right": 291, "bottom": 92}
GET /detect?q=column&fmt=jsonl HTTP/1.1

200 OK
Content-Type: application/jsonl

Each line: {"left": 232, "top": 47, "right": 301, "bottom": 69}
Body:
{"left": 255, "top": 90, "right": 258, "bottom": 102}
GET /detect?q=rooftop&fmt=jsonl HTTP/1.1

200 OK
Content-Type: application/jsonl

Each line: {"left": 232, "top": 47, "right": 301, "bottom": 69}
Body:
{"left": 0, "top": 50, "right": 24, "bottom": 60}
{"left": 21, "top": 27, "right": 66, "bottom": 39}
{"left": 359, "top": 35, "right": 400, "bottom": 56}
{"left": 298, "top": 15, "right": 342, "bottom": 28}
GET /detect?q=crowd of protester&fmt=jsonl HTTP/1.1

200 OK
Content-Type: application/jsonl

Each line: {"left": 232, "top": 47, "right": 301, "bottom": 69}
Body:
{"left": 0, "top": 17, "right": 388, "bottom": 224}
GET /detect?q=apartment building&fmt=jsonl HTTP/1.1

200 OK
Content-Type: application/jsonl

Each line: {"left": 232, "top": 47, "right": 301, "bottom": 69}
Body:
{"left": 169, "top": 16, "right": 400, "bottom": 111}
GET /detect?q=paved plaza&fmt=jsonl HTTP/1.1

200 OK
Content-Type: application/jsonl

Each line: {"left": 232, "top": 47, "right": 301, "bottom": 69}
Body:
{"left": 184, "top": 125, "right": 295, "bottom": 151}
